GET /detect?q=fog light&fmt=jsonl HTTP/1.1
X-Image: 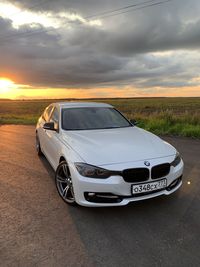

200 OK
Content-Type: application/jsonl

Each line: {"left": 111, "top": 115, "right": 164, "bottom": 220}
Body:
{"left": 167, "top": 176, "right": 182, "bottom": 191}
{"left": 88, "top": 193, "right": 95, "bottom": 197}
{"left": 84, "top": 192, "right": 123, "bottom": 203}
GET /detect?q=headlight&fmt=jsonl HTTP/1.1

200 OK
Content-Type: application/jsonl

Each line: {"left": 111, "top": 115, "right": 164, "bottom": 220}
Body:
{"left": 171, "top": 152, "right": 181, "bottom": 167}
{"left": 74, "top": 163, "right": 114, "bottom": 178}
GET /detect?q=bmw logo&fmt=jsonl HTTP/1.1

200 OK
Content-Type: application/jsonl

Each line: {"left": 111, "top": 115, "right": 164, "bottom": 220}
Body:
{"left": 144, "top": 161, "right": 150, "bottom": 167}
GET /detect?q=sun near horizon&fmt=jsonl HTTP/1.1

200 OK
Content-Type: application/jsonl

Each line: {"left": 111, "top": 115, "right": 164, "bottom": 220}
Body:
{"left": 0, "top": 78, "right": 14, "bottom": 94}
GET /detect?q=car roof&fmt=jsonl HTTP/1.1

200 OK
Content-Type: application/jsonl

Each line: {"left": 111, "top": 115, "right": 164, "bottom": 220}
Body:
{"left": 53, "top": 102, "right": 113, "bottom": 109}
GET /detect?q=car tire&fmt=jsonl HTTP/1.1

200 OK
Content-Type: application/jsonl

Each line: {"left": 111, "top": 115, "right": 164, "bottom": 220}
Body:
{"left": 55, "top": 161, "right": 77, "bottom": 206}
{"left": 36, "top": 133, "right": 43, "bottom": 156}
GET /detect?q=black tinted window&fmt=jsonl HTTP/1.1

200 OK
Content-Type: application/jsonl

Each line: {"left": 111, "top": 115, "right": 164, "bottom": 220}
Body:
{"left": 62, "top": 107, "right": 131, "bottom": 130}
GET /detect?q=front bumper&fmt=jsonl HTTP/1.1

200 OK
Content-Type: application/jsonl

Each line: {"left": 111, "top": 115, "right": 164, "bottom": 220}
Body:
{"left": 70, "top": 157, "right": 184, "bottom": 207}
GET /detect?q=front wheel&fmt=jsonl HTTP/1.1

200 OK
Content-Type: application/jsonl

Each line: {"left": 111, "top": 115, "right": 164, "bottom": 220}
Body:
{"left": 55, "top": 161, "right": 76, "bottom": 205}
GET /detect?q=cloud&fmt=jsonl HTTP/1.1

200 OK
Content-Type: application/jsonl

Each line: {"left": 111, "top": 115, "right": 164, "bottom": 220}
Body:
{"left": 0, "top": 0, "right": 200, "bottom": 92}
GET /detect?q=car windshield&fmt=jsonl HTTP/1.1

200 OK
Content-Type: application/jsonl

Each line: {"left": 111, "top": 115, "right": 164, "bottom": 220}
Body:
{"left": 62, "top": 107, "right": 132, "bottom": 130}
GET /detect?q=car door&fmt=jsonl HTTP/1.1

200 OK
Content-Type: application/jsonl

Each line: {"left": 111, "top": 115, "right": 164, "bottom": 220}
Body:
{"left": 43, "top": 106, "right": 61, "bottom": 170}
{"left": 38, "top": 104, "right": 54, "bottom": 153}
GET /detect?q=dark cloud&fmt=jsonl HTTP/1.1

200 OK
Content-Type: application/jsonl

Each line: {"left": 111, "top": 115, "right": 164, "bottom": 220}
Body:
{"left": 0, "top": 0, "right": 200, "bottom": 90}
{"left": 9, "top": 0, "right": 124, "bottom": 15}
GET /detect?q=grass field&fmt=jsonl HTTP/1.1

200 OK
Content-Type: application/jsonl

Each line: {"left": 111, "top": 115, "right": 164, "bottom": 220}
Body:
{"left": 0, "top": 97, "right": 200, "bottom": 138}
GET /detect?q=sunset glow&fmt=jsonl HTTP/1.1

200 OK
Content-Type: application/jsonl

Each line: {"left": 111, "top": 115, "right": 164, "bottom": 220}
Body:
{"left": 0, "top": 78, "right": 15, "bottom": 94}
{"left": 1, "top": 82, "right": 200, "bottom": 100}
{"left": 0, "top": 1, "right": 200, "bottom": 99}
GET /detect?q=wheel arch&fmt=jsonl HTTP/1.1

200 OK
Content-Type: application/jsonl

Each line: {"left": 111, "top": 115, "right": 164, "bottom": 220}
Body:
{"left": 59, "top": 156, "right": 66, "bottom": 163}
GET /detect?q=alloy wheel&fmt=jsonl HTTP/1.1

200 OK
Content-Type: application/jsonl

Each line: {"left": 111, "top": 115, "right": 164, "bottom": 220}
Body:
{"left": 55, "top": 161, "right": 76, "bottom": 204}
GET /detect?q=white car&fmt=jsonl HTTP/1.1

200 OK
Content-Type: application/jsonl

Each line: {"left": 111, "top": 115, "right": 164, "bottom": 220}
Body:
{"left": 36, "top": 102, "right": 184, "bottom": 207}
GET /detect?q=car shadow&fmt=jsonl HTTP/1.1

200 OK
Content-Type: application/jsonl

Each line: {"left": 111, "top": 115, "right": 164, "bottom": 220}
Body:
{"left": 38, "top": 153, "right": 192, "bottom": 266}
{"left": 66, "top": 192, "right": 183, "bottom": 266}
{"left": 38, "top": 154, "right": 55, "bottom": 180}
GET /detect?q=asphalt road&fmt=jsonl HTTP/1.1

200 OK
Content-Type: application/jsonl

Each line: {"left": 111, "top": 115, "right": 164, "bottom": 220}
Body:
{"left": 0, "top": 125, "right": 200, "bottom": 267}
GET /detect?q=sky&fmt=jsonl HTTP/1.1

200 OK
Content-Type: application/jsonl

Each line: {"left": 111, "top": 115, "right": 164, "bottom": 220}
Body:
{"left": 0, "top": 0, "right": 200, "bottom": 99}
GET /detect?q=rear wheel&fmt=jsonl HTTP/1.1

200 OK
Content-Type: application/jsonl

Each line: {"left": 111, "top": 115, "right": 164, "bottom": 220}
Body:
{"left": 36, "top": 133, "right": 43, "bottom": 156}
{"left": 55, "top": 161, "right": 76, "bottom": 205}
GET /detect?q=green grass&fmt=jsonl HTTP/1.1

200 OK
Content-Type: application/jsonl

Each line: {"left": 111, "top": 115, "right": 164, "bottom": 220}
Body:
{"left": 1, "top": 97, "right": 200, "bottom": 138}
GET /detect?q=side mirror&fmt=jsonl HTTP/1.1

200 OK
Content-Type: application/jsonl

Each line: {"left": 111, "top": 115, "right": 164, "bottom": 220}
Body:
{"left": 43, "top": 122, "right": 56, "bottom": 131}
{"left": 130, "top": 119, "right": 138, "bottom": 125}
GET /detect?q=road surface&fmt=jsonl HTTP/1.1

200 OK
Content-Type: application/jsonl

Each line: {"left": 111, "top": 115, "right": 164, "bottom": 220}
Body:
{"left": 0, "top": 125, "right": 200, "bottom": 267}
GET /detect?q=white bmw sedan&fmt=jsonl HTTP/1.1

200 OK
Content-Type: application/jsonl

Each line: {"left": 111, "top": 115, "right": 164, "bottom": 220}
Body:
{"left": 36, "top": 102, "right": 184, "bottom": 207}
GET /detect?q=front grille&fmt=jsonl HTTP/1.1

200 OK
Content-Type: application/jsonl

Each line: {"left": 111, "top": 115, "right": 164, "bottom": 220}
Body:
{"left": 122, "top": 168, "right": 149, "bottom": 183}
{"left": 151, "top": 163, "right": 170, "bottom": 179}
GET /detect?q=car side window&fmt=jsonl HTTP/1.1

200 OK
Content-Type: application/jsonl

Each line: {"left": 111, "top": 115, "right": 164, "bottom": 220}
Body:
{"left": 50, "top": 107, "right": 59, "bottom": 123}
{"left": 43, "top": 105, "right": 53, "bottom": 122}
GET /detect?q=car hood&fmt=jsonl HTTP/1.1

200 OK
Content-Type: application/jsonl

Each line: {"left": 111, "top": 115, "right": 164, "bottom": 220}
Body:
{"left": 62, "top": 127, "right": 176, "bottom": 166}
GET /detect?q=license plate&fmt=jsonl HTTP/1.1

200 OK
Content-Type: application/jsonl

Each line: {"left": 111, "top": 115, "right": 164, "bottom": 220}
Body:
{"left": 132, "top": 179, "right": 167, "bottom": 195}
